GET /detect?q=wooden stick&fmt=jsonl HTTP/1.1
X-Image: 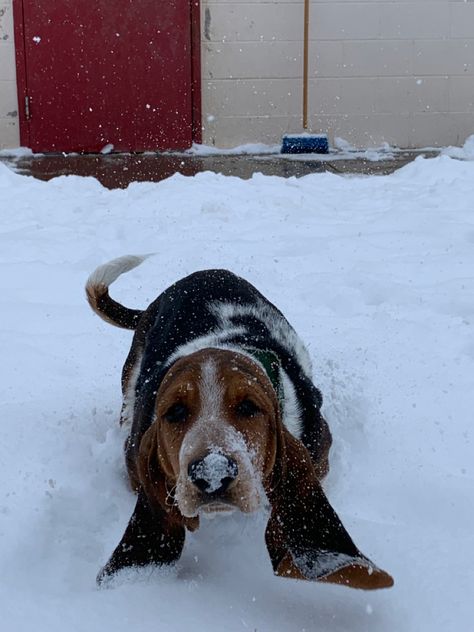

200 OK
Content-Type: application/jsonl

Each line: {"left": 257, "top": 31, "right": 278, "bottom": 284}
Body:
{"left": 303, "top": 0, "right": 310, "bottom": 130}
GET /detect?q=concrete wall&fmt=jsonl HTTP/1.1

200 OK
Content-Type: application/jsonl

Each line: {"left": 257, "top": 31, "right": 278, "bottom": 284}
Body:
{"left": 0, "top": 0, "right": 20, "bottom": 149}
{"left": 201, "top": 0, "right": 474, "bottom": 148}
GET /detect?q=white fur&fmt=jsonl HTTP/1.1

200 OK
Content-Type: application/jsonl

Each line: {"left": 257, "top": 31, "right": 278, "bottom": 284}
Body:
{"left": 86, "top": 254, "right": 151, "bottom": 291}
{"left": 280, "top": 369, "right": 303, "bottom": 437}
{"left": 199, "top": 358, "right": 225, "bottom": 425}
{"left": 292, "top": 551, "right": 373, "bottom": 580}
{"left": 120, "top": 349, "right": 143, "bottom": 427}
{"left": 212, "top": 301, "right": 313, "bottom": 378}
{"left": 165, "top": 327, "right": 247, "bottom": 369}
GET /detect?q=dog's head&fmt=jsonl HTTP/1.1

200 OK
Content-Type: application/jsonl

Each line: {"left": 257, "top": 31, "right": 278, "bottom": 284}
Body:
{"left": 137, "top": 348, "right": 279, "bottom": 519}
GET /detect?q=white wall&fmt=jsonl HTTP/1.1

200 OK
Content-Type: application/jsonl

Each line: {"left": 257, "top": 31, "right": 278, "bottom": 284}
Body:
{"left": 201, "top": 0, "right": 305, "bottom": 147}
{"left": 0, "top": 0, "right": 20, "bottom": 149}
{"left": 201, "top": 0, "right": 474, "bottom": 148}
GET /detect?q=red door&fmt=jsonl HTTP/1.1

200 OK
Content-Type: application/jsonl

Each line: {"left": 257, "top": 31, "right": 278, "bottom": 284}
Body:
{"left": 14, "top": 0, "right": 200, "bottom": 152}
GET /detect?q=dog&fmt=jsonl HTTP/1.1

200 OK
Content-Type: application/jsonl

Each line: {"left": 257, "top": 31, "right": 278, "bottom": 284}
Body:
{"left": 86, "top": 255, "right": 393, "bottom": 589}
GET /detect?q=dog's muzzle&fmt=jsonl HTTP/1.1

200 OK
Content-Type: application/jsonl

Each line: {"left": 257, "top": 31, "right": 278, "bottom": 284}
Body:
{"left": 176, "top": 440, "right": 261, "bottom": 517}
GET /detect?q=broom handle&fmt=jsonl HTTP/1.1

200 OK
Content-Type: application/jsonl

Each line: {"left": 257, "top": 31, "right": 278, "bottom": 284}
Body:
{"left": 303, "top": 0, "right": 310, "bottom": 129}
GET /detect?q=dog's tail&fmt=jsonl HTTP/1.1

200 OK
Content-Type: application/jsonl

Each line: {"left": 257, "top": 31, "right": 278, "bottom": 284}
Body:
{"left": 85, "top": 255, "right": 149, "bottom": 330}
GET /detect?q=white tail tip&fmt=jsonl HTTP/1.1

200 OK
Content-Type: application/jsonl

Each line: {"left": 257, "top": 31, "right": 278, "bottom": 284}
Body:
{"left": 86, "top": 254, "right": 153, "bottom": 290}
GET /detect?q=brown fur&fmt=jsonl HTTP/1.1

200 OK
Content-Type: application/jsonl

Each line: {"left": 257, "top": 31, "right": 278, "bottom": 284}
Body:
{"left": 86, "top": 282, "right": 142, "bottom": 330}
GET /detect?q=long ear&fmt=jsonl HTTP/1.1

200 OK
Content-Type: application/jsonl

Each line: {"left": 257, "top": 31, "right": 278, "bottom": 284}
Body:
{"left": 97, "top": 491, "right": 185, "bottom": 585}
{"left": 265, "top": 430, "right": 393, "bottom": 590}
{"left": 97, "top": 426, "right": 185, "bottom": 585}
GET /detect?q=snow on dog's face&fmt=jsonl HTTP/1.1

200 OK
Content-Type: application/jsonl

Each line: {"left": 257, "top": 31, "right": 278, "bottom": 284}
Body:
{"left": 152, "top": 348, "right": 279, "bottom": 518}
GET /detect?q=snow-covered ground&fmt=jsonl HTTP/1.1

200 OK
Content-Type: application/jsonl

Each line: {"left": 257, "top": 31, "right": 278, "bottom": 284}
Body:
{"left": 1, "top": 155, "right": 473, "bottom": 631}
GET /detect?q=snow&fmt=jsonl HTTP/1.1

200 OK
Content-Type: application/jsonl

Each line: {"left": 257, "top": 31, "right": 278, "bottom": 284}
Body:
{"left": 282, "top": 133, "right": 329, "bottom": 139}
{"left": 0, "top": 146, "right": 35, "bottom": 158}
{"left": 1, "top": 155, "right": 473, "bottom": 631}
{"left": 100, "top": 143, "right": 115, "bottom": 155}
{"left": 187, "top": 139, "right": 401, "bottom": 162}
{"left": 442, "top": 134, "right": 474, "bottom": 161}
{"left": 186, "top": 141, "right": 282, "bottom": 155}
{"left": 189, "top": 452, "right": 238, "bottom": 494}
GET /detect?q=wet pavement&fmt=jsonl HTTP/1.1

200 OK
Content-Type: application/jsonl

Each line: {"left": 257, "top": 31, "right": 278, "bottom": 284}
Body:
{"left": 1, "top": 149, "right": 439, "bottom": 189}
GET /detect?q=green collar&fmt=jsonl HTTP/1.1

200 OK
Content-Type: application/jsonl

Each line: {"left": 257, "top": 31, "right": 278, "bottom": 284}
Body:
{"left": 243, "top": 347, "right": 284, "bottom": 407}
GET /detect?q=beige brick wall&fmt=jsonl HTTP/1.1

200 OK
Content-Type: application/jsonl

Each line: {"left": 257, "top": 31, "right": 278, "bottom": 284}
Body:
{"left": 202, "top": 0, "right": 474, "bottom": 148}
{"left": 202, "top": 1, "right": 305, "bottom": 147}
{"left": 0, "top": 0, "right": 20, "bottom": 150}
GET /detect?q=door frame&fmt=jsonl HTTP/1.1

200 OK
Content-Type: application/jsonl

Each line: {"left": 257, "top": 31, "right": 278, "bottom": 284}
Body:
{"left": 190, "top": 0, "right": 202, "bottom": 145}
{"left": 12, "top": 0, "right": 202, "bottom": 151}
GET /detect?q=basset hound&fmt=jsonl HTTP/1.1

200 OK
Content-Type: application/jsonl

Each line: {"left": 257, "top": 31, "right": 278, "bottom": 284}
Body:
{"left": 86, "top": 255, "right": 393, "bottom": 590}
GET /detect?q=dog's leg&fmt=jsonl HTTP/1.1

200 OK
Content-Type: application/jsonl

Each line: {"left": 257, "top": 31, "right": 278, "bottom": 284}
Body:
{"left": 97, "top": 492, "right": 185, "bottom": 585}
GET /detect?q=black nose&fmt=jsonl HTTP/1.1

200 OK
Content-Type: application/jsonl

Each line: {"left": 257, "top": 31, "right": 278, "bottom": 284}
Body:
{"left": 188, "top": 453, "right": 238, "bottom": 495}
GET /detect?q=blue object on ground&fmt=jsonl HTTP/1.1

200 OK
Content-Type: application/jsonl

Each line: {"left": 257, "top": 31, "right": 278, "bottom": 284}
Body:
{"left": 281, "top": 134, "right": 329, "bottom": 154}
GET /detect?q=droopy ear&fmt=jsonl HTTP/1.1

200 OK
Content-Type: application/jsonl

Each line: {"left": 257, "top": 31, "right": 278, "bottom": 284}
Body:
{"left": 97, "top": 425, "right": 185, "bottom": 585}
{"left": 265, "top": 429, "right": 394, "bottom": 590}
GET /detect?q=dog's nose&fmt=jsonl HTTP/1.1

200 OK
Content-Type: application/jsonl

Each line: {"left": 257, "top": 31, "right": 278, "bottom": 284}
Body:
{"left": 188, "top": 453, "right": 238, "bottom": 495}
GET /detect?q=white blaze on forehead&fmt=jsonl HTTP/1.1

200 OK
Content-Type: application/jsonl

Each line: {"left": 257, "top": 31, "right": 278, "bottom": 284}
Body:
{"left": 178, "top": 358, "right": 225, "bottom": 466}
{"left": 199, "top": 358, "right": 224, "bottom": 422}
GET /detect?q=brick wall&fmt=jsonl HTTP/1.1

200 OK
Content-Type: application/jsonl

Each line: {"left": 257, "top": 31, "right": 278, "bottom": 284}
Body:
{"left": 0, "top": 0, "right": 20, "bottom": 149}
{"left": 201, "top": 0, "right": 304, "bottom": 146}
{"left": 202, "top": 0, "right": 474, "bottom": 148}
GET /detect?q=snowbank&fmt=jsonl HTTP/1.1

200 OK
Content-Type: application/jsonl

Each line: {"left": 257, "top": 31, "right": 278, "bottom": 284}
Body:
{"left": 0, "top": 156, "right": 473, "bottom": 631}
{"left": 442, "top": 134, "right": 474, "bottom": 161}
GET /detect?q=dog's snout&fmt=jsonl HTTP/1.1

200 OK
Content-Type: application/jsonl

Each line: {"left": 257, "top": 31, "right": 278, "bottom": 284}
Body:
{"left": 188, "top": 453, "right": 238, "bottom": 495}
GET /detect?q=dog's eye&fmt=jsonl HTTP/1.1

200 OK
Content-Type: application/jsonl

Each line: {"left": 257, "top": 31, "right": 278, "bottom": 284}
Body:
{"left": 235, "top": 398, "right": 261, "bottom": 418}
{"left": 163, "top": 402, "right": 189, "bottom": 423}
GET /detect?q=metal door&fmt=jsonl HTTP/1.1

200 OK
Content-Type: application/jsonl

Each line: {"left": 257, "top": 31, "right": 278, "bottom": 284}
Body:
{"left": 14, "top": 0, "right": 199, "bottom": 152}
